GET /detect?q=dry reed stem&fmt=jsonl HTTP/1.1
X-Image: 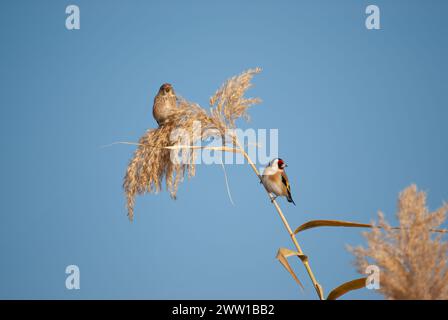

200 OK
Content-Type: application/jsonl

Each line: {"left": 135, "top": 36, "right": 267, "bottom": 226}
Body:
{"left": 123, "top": 68, "right": 324, "bottom": 300}
{"left": 232, "top": 137, "right": 324, "bottom": 300}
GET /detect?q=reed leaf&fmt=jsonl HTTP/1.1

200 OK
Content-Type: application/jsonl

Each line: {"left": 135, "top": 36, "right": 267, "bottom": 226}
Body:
{"left": 326, "top": 277, "right": 367, "bottom": 300}
{"left": 276, "top": 248, "right": 307, "bottom": 290}
{"left": 294, "top": 219, "right": 447, "bottom": 235}
{"left": 294, "top": 220, "right": 373, "bottom": 235}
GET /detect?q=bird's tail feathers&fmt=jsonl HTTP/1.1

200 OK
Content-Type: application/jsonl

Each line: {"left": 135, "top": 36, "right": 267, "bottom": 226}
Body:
{"left": 287, "top": 195, "right": 296, "bottom": 206}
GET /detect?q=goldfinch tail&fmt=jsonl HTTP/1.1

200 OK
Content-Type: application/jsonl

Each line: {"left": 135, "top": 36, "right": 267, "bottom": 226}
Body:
{"left": 287, "top": 194, "right": 296, "bottom": 206}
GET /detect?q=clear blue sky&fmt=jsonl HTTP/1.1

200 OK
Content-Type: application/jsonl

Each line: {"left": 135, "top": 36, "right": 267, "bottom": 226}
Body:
{"left": 0, "top": 0, "right": 447, "bottom": 299}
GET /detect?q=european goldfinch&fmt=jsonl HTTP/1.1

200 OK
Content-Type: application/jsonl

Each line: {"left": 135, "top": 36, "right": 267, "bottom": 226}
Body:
{"left": 261, "top": 158, "right": 296, "bottom": 205}
{"left": 152, "top": 83, "right": 177, "bottom": 126}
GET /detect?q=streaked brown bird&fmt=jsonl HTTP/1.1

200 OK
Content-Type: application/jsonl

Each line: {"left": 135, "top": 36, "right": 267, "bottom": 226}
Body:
{"left": 261, "top": 158, "right": 296, "bottom": 205}
{"left": 152, "top": 83, "right": 177, "bottom": 126}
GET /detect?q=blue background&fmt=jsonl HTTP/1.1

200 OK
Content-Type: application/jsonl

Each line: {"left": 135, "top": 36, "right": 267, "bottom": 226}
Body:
{"left": 0, "top": 0, "right": 447, "bottom": 299}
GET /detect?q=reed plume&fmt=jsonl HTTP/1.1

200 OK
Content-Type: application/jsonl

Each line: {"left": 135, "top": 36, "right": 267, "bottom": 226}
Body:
{"left": 350, "top": 185, "right": 448, "bottom": 299}
{"left": 123, "top": 68, "right": 261, "bottom": 220}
